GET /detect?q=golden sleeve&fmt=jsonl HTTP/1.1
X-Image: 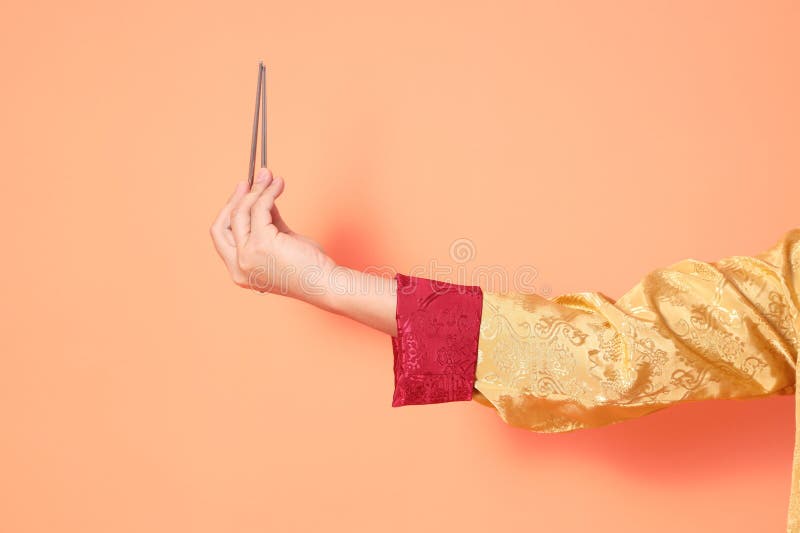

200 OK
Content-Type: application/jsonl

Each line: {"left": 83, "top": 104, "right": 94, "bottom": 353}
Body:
{"left": 470, "top": 228, "right": 800, "bottom": 531}
{"left": 389, "top": 228, "right": 800, "bottom": 530}
{"left": 472, "top": 228, "right": 799, "bottom": 430}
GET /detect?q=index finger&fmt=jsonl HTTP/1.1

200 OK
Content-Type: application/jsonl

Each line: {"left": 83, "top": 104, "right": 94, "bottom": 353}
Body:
{"left": 213, "top": 180, "right": 247, "bottom": 233}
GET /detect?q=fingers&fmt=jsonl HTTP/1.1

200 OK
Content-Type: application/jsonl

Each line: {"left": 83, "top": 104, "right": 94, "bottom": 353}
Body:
{"left": 226, "top": 179, "right": 248, "bottom": 204}
{"left": 231, "top": 168, "right": 273, "bottom": 247}
{"left": 271, "top": 202, "right": 293, "bottom": 234}
{"left": 266, "top": 177, "right": 291, "bottom": 233}
{"left": 211, "top": 180, "right": 247, "bottom": 247}
{"left": 251, "top": 175, "right": 285, "bottom": 235}
{"left": 211, "top": 180, "right": 248, "bottom": 268}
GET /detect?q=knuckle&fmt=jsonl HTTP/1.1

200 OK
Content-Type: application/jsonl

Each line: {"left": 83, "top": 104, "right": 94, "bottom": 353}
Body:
{"left": 253, "top": 197, "right": 272, "bottom": 211}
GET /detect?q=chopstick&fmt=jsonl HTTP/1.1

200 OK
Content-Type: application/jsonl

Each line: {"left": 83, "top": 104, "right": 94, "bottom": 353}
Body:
{"left": 248, "top": 61, "right": 265, "bottom": 187}
{"left": 261, "top": 64, "right": 267, "bottom": 168}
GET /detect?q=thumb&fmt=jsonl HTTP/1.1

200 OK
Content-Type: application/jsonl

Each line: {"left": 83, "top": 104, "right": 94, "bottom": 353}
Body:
{"left": 271, "top": 204, "right": 293, "bottom": 234}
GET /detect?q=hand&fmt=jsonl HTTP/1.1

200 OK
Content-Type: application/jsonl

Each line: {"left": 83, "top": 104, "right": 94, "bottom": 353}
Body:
{"left": 210, "top": 168, "right": 336, "bottom": 303}
{"left": 210, "top": 167, "right": 397, "bottom": 335}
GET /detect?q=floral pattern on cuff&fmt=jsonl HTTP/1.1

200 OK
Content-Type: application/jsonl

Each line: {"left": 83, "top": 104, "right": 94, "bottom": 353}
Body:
{"left": 390, "top": 273, "right": 483, "bottom": 407}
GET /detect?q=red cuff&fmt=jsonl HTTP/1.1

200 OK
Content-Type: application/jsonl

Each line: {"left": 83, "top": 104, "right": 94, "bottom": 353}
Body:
{"left": 390, "top": 273, "right": 483, "bottom": 407}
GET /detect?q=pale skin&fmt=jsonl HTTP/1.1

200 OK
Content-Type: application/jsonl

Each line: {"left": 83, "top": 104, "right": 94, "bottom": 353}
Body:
{"left": 210, "top": 167, "right": 398, "bottom": 336}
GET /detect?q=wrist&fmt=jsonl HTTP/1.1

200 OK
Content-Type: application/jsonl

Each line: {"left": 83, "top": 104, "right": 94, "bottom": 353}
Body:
{"left": 291, "top": 257, "right": 339, "bottom": 310}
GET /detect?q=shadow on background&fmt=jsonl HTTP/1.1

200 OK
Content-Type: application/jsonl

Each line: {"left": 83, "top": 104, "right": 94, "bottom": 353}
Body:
{"left": 485, "top": 393, "right": 794, "bottom": 485}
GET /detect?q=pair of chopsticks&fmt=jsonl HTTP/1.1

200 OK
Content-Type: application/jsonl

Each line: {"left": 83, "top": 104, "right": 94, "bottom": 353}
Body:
{"left": 248, "top": 61, "right": 268, "bottom": 187}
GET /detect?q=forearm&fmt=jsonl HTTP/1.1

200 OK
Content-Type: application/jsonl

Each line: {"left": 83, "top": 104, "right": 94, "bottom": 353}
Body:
{"left": 302, "top": 265, "right": 398, "bottom": 337}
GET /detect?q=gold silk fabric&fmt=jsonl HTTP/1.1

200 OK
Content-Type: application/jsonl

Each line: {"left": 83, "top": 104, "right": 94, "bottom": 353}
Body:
{"left": 471, "top": 228, "right": 800, "bottom": 531}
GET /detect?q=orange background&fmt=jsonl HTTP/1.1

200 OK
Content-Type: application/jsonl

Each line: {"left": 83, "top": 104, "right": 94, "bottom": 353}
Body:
{"left": 1, "top": 1, "right": 799, "bottom": 532}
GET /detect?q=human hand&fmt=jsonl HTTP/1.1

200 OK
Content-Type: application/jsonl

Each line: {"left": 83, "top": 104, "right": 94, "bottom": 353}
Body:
{"left": 210, "top": 168, "right": 336, "bottom": 303}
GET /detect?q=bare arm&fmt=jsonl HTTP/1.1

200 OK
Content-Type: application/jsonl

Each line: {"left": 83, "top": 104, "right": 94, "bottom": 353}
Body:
{"left": 321, "top": 267, "right": 397, "bottom": 336}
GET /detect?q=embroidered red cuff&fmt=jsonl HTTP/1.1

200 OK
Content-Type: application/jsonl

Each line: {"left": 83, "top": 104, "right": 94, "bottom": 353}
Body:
{"left": 390, "top": 273, "right": 483, "bottom": 407}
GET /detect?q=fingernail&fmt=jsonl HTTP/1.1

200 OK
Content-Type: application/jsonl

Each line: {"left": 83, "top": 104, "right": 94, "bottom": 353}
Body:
{"left": 256, "top": 168, "right": 269, "bottom": 183}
